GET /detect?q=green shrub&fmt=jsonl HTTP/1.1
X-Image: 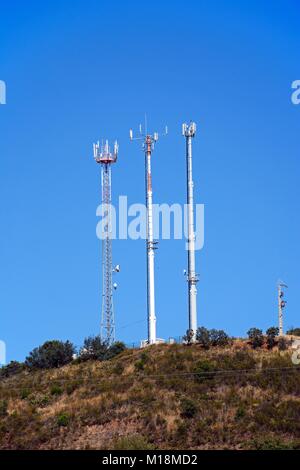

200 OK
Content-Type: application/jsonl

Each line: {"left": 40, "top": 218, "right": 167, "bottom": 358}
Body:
{"left": 112, "top": 435, "right": 155, "bottom": 450}
{"left": 140, "top": 352, "right": 149, "bottom": 362}
{"left": 194, "top": 359, "right": 216, "bottom": 382}
{"left": 173, "top": 421, "right": 189, "bottom": 445}
{"left": 218, "top": 350, "right": 256, "bottom": 370}
{"left": 135, "top": 360, "right": 145, "bottom": 371}
{"left": 254, "top": 400, "right": 300, "bottom": 433}
{"left": 50, "top": 385, "right": 63, "bottom": 396}
{"left": 20, "top": 389, "right": 30, "bottom": 400}
{"left": 210, "top": 329, "right": 230, "bottom": 347}
{"left": 277, "top": 400, "right": 300, "bottom": 433}
{"left": 105, "top": 341, "right": 126, "bottom": 360}
{"left": 79, "top": 336, "right": 108, "bottom": 361}
{"left": 29, "top": 393, "right": 50, "bottom": 407}
{"left": 25, "top": 340, "right": 75, "bottom": 369}
{"left": 235, "top": 404, "right": 246, "bottom": 420}
{"left": 195, "top": 327, "right": 230, "bottom": 348}
{"left": 261, "top": 352, "right": 291, "bottom": 369}
{"left": 112, "top": 362, "right": 125, "bottom": 375}
{"left": 0, "top": 400, "right": 8, "bottom": 417}
{"left": 79, "top": 337, "right": 126, "bottom": 362}
{"left": 57, "top": 413, "right": 70, "bottom": 427}
{"left": 135, "top": 352, "right": 149, "bottom": 371}
{"left": 196, "top": 327, "right": 211, "bottom": 349}
{"left": 180, "top": 398, "right": 197, "bottom": 418}
{"left": 66, "top": 381, "right": 81, "bottom": 395}
{"left": 278, "top": 337, "right": 288, "bottom": 351}
{"left": 250, "top": 436, "right": 300, "bottom": 450}
{"left": 247, "top": 328, "right": 264, "bottom": 349}
{"left": 266, "top": 327, "right": 279, "bottom": 349}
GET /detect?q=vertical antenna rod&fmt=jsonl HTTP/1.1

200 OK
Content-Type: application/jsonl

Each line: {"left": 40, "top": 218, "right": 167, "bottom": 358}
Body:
{"left": 93, "top": 139, "right": 119, "bottom": 345}
{"left": 278, "top": 281, "right": 288, "bottom": 336}
{"left": 130, "top": 122, "right": 167, "bottom": 345}
{"left": 182, "top": 122, "right": 198, "bottom": 342}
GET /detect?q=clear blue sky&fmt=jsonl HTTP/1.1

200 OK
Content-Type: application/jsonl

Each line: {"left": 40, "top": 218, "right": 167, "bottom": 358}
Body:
{"left": 1, "top": 0, "right": 299, "bottom": 362}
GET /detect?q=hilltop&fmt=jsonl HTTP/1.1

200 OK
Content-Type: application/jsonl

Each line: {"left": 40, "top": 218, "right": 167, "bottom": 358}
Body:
{"left": 0, "top": 342, "right": 299, "bottom": 450}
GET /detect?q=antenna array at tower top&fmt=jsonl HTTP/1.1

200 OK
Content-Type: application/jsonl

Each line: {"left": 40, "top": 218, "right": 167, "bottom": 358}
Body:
{"left": 93, "top": 140, "right": 118, "bottom": 164}
{"left": 182, "top": 122, "right": 196, "bottom": 137}
{"left": 129, "top": 123, "right": 168, "bottom": 144}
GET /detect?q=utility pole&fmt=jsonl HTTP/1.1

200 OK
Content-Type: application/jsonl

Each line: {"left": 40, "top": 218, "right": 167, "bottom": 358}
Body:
{"left": 130, "top": 122, "right": 167, "bottom": 345}
{"left": 278, "top": 281, "right": 288, "bottom": 336}
{"left": 93, "top": 139, "right": 119, "bottom": 345}
{"left": 182, "top": 122, "right": 198, "bottom": 342}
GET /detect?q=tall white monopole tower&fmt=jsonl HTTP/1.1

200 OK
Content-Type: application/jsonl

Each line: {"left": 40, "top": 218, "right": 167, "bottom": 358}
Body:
{"left": 183, "top": 122, "right": 198, "bottom": 341}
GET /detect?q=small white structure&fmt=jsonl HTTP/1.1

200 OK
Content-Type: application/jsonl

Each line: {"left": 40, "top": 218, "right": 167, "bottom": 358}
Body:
{"left": 140, "top": 338, "right": 165, "bottom": 349}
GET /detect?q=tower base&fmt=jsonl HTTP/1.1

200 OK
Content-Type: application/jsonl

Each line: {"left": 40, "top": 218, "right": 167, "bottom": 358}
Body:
{"left": 140, "top": 338, "right": 165, "bottom": 348}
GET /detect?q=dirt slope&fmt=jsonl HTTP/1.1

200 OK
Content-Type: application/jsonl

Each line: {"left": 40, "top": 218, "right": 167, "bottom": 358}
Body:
{"left": 0, "top": 343, "right": 299, "bottom": 450}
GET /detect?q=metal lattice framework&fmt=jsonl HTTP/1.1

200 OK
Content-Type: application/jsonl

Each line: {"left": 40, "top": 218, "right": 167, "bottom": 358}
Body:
{"left": 93, "top": 140, "right": 118, "bottom": 345}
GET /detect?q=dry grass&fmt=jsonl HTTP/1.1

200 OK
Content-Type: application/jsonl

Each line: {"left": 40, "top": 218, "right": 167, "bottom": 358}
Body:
{"left": 0, "top": 343, "right": 299, "bottom": 449}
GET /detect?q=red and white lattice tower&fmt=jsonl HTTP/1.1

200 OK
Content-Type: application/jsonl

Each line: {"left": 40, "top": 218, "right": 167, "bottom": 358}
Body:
{"left": 93, "top": 140, "right": 119, "bottom": 345}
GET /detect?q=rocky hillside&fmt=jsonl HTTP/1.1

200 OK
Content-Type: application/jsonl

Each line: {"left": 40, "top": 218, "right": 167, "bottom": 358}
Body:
{"left": 0, "top": 343, "right": 299, "bottom": 450}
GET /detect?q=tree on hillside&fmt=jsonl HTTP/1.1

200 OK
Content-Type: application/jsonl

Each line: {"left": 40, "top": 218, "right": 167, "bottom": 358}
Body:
{"left": 278, "top": 337, "right": 288, "bottom": 351}
{"left": 210, "top": 329, "right": 230, "bottom": 347}
{"left": 105, "top": 341, "right": 127, "bottom": 360}
{"left": 247, "top": 328, "right": 264, "bottom": 349}
{"left": 25, "top": 340, "right": 75, "bottom": 369}
{"left": 79, "top": 336, "right": 108, "bottom": 361}
{"left": 193, "top": 327, "right": 230, "bottom": 349}
{"left": 196, "top": 327, "right": 211, "bottom": 349}
{"left": 266, "top": 327, "right": 279, "bottom": 350}
{"left": 286, "top": 327, "right": 300, "bottom": 337}
{"left": 79, "top": 336, "right": 126, "bottom": 361}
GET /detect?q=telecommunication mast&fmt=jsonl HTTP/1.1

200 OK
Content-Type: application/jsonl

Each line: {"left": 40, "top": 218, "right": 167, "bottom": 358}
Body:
{"left": 93, "top": 139, "right": 119, "bottom": 345}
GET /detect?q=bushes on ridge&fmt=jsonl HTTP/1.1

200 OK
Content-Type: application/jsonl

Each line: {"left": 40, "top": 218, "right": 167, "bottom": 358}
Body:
{"left": 25, "top": 340, "right": 75, "bottom": 369}
{"left": 287, "top": 327, "right": 300, "bottom": 337}
{"left": 182, "top": 326, "right": 231, "bottom": 349}
{"left": 79, "top": 336, "right": 126, "bottom": 362}
{"left": 247, "top": 328, "right": 264, "bottom": 349}
{"left": 0, "top": 361, "right": 24, "bottom": 379}
{"left": 196, "top": 327, "right": 211, "bottom": 349}
{"left": 266, "top": 327, "right": 279, "bottom": 350}
{"left": 10, "top": 336, "right": 126, "bottom": 372}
